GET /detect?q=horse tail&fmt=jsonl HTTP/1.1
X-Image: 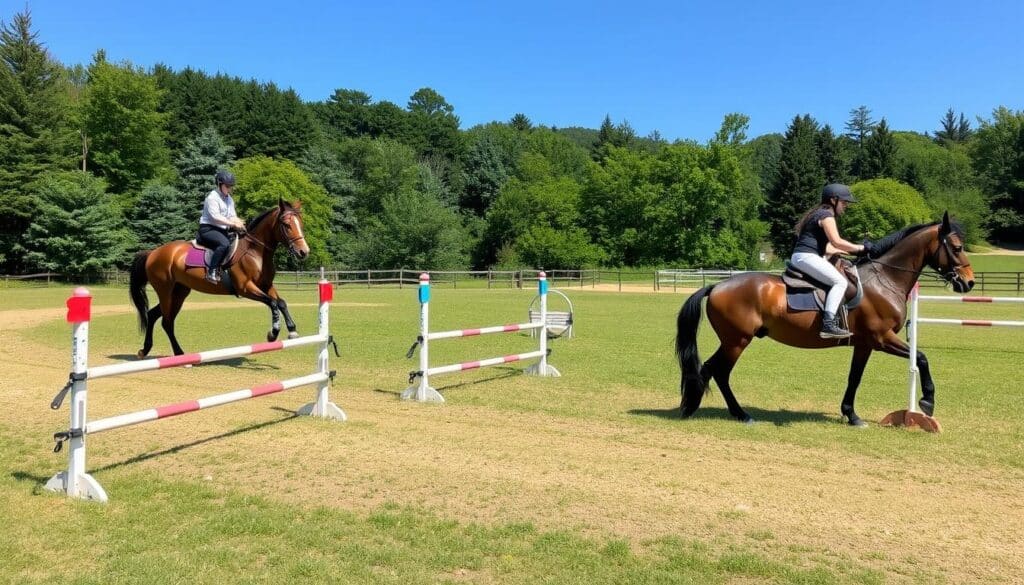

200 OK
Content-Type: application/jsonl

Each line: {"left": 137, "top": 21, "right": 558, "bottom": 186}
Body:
{"left": 675, "top": 285, "right": 715, "bottom": 415}
{"left": 129, "top": 251, "right": 151, "bottom": 333}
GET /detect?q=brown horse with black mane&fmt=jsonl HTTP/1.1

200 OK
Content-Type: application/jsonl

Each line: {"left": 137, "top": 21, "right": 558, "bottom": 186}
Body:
{"left": 676, "top": 212, "right": 974, "bottom": 426}
{"left": 129, "top": 199, "right": 310, "bottom": 358}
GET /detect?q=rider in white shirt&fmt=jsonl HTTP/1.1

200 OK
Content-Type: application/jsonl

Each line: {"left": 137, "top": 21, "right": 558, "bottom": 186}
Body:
{"left": 196, "top": 170, "right": 246, "bottom": 283}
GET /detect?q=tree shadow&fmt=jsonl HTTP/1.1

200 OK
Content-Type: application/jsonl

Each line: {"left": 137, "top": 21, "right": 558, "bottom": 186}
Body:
{"left": 11, "top": 408, "right": 300, "bottom": 489}
{"left": 373, "top": 369, "right": 522, "bottom": 397}
{"left": 103, "top": 354, "right": 280, "bottom": 371}
{"left": 629, "top": 406, "right": 834, "bottom": 426}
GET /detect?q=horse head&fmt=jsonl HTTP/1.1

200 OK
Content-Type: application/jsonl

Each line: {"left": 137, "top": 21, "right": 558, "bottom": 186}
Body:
{"left": 926, "top": 211, "right": 974, "bottom": 293}
{"left": 274, "top": 199, "right": 310, "bottom": 261}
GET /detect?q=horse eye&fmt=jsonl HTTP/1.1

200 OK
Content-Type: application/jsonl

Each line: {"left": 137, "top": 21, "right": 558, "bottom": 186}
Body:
{"left": 953, "top": 246, "right": 963, "bottom": 254}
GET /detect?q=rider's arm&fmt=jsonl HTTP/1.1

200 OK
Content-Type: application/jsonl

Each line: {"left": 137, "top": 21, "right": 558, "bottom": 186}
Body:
{"left": 820, "top": 216, "right": 865, "bottom": 254}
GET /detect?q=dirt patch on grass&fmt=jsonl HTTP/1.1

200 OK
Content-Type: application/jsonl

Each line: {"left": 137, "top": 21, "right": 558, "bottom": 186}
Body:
{"left": 4, "top": 309, "right": 1022, "bottom": 583}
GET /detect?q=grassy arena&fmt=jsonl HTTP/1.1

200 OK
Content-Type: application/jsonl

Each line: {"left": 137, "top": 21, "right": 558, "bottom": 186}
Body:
{"left": 1, "top": 282, "right": 1023, "bottom": 584}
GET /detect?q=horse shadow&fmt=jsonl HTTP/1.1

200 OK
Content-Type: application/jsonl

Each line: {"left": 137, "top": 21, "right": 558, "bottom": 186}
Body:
{"left": 629, "top": 406, "right": 834, "bottom": 426}
{"left": 104, "top": 354, "right": 279, "bottom": 371}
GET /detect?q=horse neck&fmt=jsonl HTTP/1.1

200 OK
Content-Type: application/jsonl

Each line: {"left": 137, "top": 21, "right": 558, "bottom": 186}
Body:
{"left": 248, "top": 209, "right": 281, "bottom": 254}
{"left": 874, "top": 226, "right": 937, "bottom": 295}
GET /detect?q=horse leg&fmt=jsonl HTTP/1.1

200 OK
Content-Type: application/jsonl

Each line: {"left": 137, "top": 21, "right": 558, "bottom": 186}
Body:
{"left": 160, "top": 284, "right": 191, "bottom": 356}
{"left": 138, "top": 306, "right": 162, "bottom": 358}
{"left": 239, "top": 282, "right": 280, "bottom": 342}
{"left": 876, "top": 330, "right": 936, "bottom": 416}
{"left": 840, "top": 344, "right": 873, "bottom": 427}
{"left": 267, "top": 285, "right": 298, "bottom": 339}
{"left": 707, "top": 343, "right": 754, "bottom": 424}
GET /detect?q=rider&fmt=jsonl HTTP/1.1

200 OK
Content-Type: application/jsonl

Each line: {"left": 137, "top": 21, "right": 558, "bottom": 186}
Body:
{"left": 197, "top": 170, "right": 246, "bottom": 284}
{"left": 791, "top": 183, "right": 873, "bottom": 339}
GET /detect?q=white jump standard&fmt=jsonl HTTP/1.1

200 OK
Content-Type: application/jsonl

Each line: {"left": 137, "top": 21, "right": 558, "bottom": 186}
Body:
{"left": 46, "top": 279, "right": 345, "bottom": 503}
{"left": 402, "top": 271, "right": 561, "bottom": 403}
{"left": 884, "top": 284, "right": 1024, "bottom": 431}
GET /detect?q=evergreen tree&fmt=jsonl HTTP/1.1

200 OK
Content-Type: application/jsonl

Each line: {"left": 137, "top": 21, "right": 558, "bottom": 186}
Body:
{"left": 175, "top": 126, "right": 234, "bottom": 211}
{"left": 128, "top": 182, "right": 193, "bottom": 250}
{"left": 298, "top": 142, "right": 359, "bottom": 261}
{"left": 764, "top": 114, "right": 825, "bottom": 256}
{"left": 510, "top": 113, "right": 532, "bottom": 132}
{"left": 816, "top": 124, "right": 848, "bottom": 183}
{"left": 23, "top": 171, "right": 135, "bottom": 275}
{"left": 237, "top": 81, "right": 317, "bottom": 160}
{"left": 591, "top": 115, "right": 637, "bottom": 161}
{"left": 935, "top": 108, "right": 973, "bottom": 145}
{"left": 844, "top": 105, "right": 876, "bottom": 178}
{"left": 862, "top": 118, "right": 898, "bottom": 179}
{"left": 312, "top": 88, "right": 373, "bottom": 139}
{"left": 0, "top": 9, "right": 76, "bottom": 271}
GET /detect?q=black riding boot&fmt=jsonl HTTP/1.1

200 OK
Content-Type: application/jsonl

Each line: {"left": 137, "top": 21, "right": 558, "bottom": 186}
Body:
{"left": 205, "top": 267, "right": 221, "bottom": 284}
{"left": 820, "top": 311, "right": 851, "bottom": 339}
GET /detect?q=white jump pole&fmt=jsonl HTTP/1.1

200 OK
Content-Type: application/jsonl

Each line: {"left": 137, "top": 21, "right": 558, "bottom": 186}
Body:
{"left": 401, "top": 270, "right": 560, "bottom": 403}
{"left": 47, "top": 275, "right": 344, "bottom": 502}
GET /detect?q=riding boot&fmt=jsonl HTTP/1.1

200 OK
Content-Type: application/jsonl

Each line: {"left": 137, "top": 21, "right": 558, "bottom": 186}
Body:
{"left": 205, "top": 267, "right": 221, "bottom": 284}
{"left": 820, "top": 311, "right": 852, "bottom": 339}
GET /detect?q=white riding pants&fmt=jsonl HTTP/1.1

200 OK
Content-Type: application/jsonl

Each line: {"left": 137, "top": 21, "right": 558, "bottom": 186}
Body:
{"left": 791, "top": 252, "right": 846, "bottom": 315}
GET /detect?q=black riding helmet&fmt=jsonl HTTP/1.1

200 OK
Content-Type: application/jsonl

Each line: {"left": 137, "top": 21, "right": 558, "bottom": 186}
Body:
{"left": 821, "top": 183, "right": 855, "bottom": 204}
{"left": 215, "top": 170, "right": 236, "bottom": 187}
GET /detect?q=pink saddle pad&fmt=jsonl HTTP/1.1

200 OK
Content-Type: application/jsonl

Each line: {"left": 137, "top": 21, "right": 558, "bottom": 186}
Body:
{"left": 184, "top": 244, "right": 208, "bottom": 268}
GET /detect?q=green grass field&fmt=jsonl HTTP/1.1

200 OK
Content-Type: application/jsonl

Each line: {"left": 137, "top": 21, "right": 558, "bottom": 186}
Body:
{"left": 2, "top": 275, "right": 1023, "bottom": 584}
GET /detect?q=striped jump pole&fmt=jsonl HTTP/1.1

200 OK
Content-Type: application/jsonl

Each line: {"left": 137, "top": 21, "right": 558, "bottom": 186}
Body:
{"left": 46, "top": 276, "right": 344, "bottom": 503}
{"left": 401, "top": 271, "right": 560, "bottom": 403}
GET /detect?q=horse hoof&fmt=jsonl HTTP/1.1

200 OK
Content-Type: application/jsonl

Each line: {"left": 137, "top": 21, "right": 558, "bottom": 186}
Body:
{"left": 287, "top": 331, "right": 298, "bottom": 339}
{"left": 919, "top": 400, "right": 934, "bottom": 417}
{"left": 846, "top": 417, "right": 868, "bottom": 428}
{"left": 137, "top": 349, "right": 146, "bottom": 359}
{"left": 267, "top": 331, "right": 278, "bottom": 342}
{"left": 741, "top": 416, "right": 755, "bottom": 425}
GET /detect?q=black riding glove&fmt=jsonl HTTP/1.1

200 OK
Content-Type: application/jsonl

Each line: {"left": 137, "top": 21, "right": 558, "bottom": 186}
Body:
{"left": 858, "top": 239, "right": 876, "bottom": 258}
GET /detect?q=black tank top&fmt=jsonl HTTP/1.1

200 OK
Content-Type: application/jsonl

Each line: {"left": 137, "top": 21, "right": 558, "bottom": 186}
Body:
{"left": 793, "top": 208, "right": 834, "bottom": 255}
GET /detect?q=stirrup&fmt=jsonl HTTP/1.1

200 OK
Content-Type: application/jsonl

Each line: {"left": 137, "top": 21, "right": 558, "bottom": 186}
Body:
{"left": 205, "top": 269, "right": 221, "bottom": 284}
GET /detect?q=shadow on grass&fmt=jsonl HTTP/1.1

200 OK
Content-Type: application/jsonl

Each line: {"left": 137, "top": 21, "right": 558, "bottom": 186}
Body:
{"left": 103, "top": 354, "right": 281, "bottom": 371}
{"left": 11, "top": 409, "right": 300, "bottom": 488}
{"left": 629, "top": 406, "right": 833, "bottom": 426}
{"left": 373, "top": 369, "right": 522, "bottom": 397}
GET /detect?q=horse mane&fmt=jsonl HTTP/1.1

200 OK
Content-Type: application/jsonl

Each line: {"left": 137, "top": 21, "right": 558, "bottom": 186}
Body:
{"left": 245, "top": 202, "right": 294, "bottom": 232}
{"left": 866, "top": 219, "right": 965, "bottom": 259}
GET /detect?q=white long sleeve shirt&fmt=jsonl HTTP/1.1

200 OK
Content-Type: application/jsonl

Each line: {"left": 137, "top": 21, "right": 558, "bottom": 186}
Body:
{"left": 199, "top": 189, "right": 238, "bottom": 228}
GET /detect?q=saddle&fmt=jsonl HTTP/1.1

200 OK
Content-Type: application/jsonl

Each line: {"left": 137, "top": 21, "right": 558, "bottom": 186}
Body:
{"left": 183, "top": 236, "right": 241, "bottom": 269}
{"left": 783, "top": 256, "right": 863, "bottom": 315}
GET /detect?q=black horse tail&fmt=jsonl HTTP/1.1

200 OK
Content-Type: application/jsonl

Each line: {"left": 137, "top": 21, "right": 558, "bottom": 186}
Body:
{"left": 675, "top": 285, "right": 715, "bottom": 416}
{"left": 129, "top": 251, "right": 151, "bottom": 333}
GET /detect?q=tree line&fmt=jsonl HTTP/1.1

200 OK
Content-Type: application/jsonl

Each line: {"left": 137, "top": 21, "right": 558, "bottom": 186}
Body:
{"left": 2, "top": 10, "right": 1023, "bottom": 276}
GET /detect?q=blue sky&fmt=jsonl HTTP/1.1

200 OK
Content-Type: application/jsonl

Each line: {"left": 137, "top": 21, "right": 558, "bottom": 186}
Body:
{"left": 9, "top": 0, "right": 1024, "bottom": 141}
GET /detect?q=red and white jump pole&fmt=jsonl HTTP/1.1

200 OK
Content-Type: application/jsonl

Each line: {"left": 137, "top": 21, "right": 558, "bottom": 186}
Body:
{"left": 884, "top": 284, "right": 1024, "bottom": 432}
{"left": 402, "top": 271, "right": 561, "bottom": 402}
{"left": 46, "top": 274, "right": 344, "bottom": 502}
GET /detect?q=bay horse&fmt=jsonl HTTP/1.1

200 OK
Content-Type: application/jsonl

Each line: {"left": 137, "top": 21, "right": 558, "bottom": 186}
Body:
{"left": 675, "top": 212, "right": 974, "bottom": 426}
{"left": 129, "top": 199, "right": 310, "bottom": 358}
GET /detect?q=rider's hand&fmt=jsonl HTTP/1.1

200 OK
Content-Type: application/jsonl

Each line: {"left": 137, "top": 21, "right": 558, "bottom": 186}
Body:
{"left": 857, "top": 240, "right": 876, "bottom": 258}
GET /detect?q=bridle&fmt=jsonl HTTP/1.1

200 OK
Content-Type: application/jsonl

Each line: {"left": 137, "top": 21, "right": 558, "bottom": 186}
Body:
{"left": 240, "top": 209, "right": 308, "bottom": 258}
{"left": 859, "top": 227, "right": 969, "bottom": 288}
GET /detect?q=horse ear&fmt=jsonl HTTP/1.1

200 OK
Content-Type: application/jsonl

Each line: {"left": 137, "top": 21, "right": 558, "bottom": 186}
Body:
{"left": 278, "top": 198, "right": 286, "bottom": 212}
{"left": 940, "top": 210, "right": 951, "bottom": 237}
{"left": 292, "top": 200, "right": 302, "bottom": 211}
